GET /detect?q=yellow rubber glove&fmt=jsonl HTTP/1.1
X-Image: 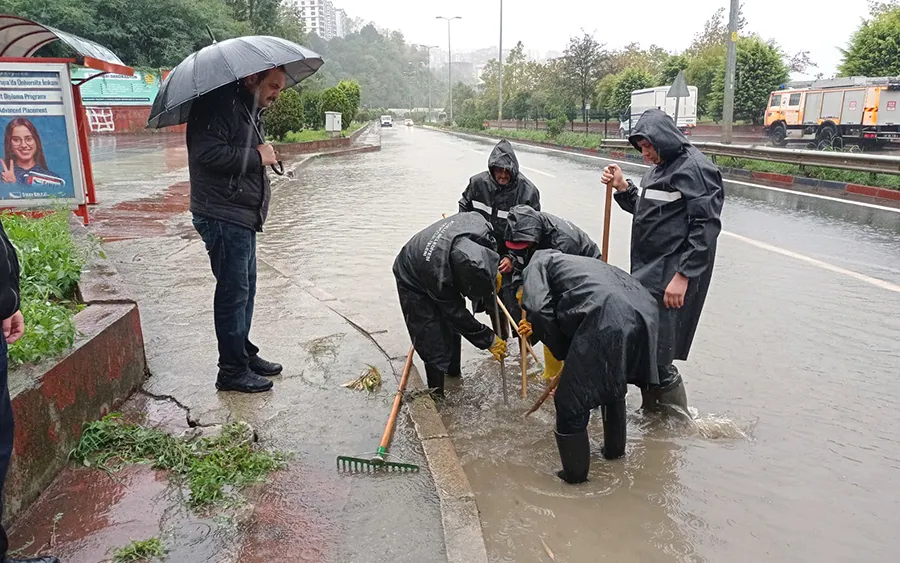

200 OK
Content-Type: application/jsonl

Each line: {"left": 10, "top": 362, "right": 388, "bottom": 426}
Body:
{"left": 495, "top": 272, "right": 503, "bottom": 294}
{"left": 517, "top": 319, "right": 533, "bottom": 339}
{"left": 488, "top": 336, "right": 508, "bottom": 362}
{"left": 515, "top": 287, "right": 523, "bottom": 304}
{"left": 542, "top": 344, "right": 563, "bottom": 381}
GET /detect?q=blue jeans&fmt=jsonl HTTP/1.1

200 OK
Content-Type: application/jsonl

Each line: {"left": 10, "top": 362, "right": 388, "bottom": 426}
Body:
{"left": 0, "top": 337, "right": 12, "bottom": 556}
{"left": 193, "top": 215, "right": 259, "bottom": 376}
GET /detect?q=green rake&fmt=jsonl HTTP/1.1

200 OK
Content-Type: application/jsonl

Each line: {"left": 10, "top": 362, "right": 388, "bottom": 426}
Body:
{"left": 337, "top": 345, "right": 420, "bottom": 473}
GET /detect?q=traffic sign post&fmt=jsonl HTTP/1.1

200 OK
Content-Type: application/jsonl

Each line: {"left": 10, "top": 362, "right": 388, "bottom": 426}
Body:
{"left": 666, "top": 70, "right": 690, "bottom": 131}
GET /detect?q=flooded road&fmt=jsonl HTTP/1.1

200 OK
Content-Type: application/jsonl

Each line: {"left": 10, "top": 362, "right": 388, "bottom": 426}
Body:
{"left": 265, "top": 126, "right": 900, "bottom": 562}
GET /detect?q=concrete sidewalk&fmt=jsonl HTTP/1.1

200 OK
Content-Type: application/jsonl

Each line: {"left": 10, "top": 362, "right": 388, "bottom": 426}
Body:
{"left": 8, "top": 132, "right": 483, "bottom": 563}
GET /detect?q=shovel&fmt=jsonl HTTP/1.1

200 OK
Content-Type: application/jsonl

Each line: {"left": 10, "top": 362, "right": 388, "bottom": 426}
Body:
{"left": 492, "top": 292, "right": 509, "bottom": 406}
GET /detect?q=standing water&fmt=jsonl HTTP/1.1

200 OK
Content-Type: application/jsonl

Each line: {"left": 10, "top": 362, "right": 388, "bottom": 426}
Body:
{"left": 263, "top": 127, "right": 900, "bottom": 562}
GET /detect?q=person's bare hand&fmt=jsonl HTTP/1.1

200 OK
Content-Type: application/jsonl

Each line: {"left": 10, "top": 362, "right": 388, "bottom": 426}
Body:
{"left": 1, "top": 160, "right": 15, "bottom": 184}
{"left": 257, "top": 144, "right": 278, "bottom": 166}
{"left": 601, "top": 164, "right": 628, "bottom": 192}
{"left": 664, "top": 273, "right": 689, "bottom": 309}
{"left": 3, "top": 310, "right": 24, "bottom": 344}
{"left": 499, "top": 257, "right": 513, "bottom": 275}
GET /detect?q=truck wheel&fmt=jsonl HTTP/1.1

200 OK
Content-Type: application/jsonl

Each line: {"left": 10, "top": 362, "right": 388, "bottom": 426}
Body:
{"left": 816, "top": 124, "right": 838, "bottom": 149}
{"left": 770, "top": 123, "right": 787, "bottom": 147}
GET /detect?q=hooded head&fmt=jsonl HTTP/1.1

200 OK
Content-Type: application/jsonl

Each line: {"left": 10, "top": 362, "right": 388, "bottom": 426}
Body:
{"left": 488, "top": 139, "right": 520, "bottom": 187}
{"left": 450, "top": 238, "right": 500, "bottom": 301}
{"left": 628, "top": 108, "right": 689, "bottom": 164}
{"left": 505, "top": 205, "right": 543, "bottom": 251}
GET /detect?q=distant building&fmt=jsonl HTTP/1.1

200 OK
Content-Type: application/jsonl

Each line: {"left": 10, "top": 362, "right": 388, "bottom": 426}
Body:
{"left": 293, "top": 0, "right": 348, "bottom": 40}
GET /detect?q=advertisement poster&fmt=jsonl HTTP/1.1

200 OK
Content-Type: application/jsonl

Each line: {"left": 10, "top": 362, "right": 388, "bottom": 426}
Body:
{"left": 0, "top": 63, "right": 83, "bottom": 206}
{"left": 70, "top": 67, "right": 160, "bottom": 107}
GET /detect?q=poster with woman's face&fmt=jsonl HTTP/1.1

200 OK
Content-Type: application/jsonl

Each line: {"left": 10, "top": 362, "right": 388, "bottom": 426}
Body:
{"left": 0, "top": 65, "right": 81, "bottom": 204}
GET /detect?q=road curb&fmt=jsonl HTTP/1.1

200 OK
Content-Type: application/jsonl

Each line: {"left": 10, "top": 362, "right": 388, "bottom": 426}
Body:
{"left": 428, "top": 126, "right": 900, "bottom": 209}
{"left": 255, "top": 252, "right": 489, "bottom": 563}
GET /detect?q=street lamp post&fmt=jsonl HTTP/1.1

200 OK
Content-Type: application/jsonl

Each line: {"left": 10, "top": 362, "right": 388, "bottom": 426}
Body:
{"left": 425, "top": 45, "right": 440, "bottom": 123}
{"left": 498, "top": 0, "right": 503, "bottom": 129}
{"left": 436, "top": 15, "right": 461, "bottom": 124}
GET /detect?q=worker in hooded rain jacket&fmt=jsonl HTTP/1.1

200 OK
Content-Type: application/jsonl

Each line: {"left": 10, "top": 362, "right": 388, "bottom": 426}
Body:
{"left": 601, "top": 108, "right": 724, "bottom": 413}
{"left": 393, "top": 212, "right": 508, "bottom": 397}
{"left": 459, "top": 140, "right": 541, "bottom": 339}
{"left": 504, "top": 205, "right": 602, "bottom": 382}
{"left": 517, "top": 250, "right": 659, "bottom": 484}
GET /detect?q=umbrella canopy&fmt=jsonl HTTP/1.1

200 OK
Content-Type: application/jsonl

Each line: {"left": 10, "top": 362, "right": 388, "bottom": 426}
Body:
{"left": 147, "top": 35, "right": 323, "bottom": 129}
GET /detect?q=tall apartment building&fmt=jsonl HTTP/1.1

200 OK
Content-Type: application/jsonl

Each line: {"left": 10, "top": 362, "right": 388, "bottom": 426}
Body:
{"left": 293, "top": 0, "right": 348, "bottom": 40}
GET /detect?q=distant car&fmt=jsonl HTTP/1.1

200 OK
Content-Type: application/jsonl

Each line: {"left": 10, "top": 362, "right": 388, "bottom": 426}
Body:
{"left": 404, "top": 119, "right": 414, "bottom": 126}
{"left": 380, "top": 115, "right": 393, "bottom": 127}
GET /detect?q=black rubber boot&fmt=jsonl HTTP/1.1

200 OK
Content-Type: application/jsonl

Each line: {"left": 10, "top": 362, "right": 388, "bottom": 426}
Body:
{"left": 424, "top": 364, "right": 446, "bottom": 397}
{"left": 600, "top": 400, "right": 627, "bottom": 460}
{"left": 446, "top": 333, "right": 462, "bottom": 378}
{"left": 640, "top": 387, "right": 659, "bottom": 411}
{"left": 216, "top": 370, "right": 273, "bottom": 393}
{"left": 554, "top": 429, "right": 591, "bottom": 484}
{"left": 658, "top": 380, "right": 689, "bottom": 413}
{"left": 249, "top": 355, "right": 283, "bottom": 376}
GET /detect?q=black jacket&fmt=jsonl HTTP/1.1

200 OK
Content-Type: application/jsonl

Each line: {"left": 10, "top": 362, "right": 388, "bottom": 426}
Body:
{"left": 459, "top": 140, "right": 541, "bottom": 257}
{"left": 187, "top": 84, "right": 270, "bottom": 232}
{"left": 393, "top": 213, "right": 499, "bottom": 372}
{"left": 522, "top": 251, "right": 659, "bottom": 417}
{"left": 615, "top": 108, "right": 724, "bottom": 364}
{"left": 0, "top": 221, "right": 20, "bottom": 320}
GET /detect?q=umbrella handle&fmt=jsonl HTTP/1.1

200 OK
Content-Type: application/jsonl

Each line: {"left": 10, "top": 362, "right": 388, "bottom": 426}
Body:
{"left": 271, "top": 160, "right": 285, "bottom": 176}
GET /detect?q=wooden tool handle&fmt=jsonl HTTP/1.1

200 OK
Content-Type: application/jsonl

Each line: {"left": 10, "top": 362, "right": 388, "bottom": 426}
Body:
{"left": 601, "top": 183, "right": 613, "bottom": 263}
{"left": 379, "top": 345, "right": 415, "bottom": 451}
{"left": 526, "top": 370, "right": 561, "bottom": 417}
{"left": 520, "top": 308, "right": 528, "bottom": 399}
{"left": 495, "top": 296, "right": 542, "bottom": 365}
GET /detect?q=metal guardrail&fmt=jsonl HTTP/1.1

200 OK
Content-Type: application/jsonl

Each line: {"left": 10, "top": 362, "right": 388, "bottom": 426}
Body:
{"left": 601, "top": 139, "right": 900, "bottom": 176}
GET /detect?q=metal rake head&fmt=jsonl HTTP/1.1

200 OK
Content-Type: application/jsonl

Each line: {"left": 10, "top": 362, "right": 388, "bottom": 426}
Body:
{"left": 336, "top": 454, "right": 420, "bottom": 473}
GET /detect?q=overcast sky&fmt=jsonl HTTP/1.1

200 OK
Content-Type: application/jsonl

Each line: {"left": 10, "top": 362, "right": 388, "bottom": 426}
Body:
{"left": 333, "top": 0, "right": 874, "bottom": 79}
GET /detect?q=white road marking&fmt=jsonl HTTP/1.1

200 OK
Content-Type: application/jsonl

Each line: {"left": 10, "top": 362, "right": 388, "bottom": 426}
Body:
{"left": 722, "top": 231, "right": 900, "bottom": 294}
{"left": 520, "top": 166, "right": 556, "bottom": 178}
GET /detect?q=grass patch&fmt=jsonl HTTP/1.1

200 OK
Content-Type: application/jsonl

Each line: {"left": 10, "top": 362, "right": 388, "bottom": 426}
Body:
{"left": 112, "top": 537, "right": 165, "bottom": 562}
{"left": 3, "top": 209, "right": 96, "bottom": 366}
{"left": 279, "top": 121, "right": 365, "bottom": 143}
{"left": 70, "top": 414, "right": 287, "bottom": 507}
{"left": 715, "top": 156, "right": 900, "bottom": 191}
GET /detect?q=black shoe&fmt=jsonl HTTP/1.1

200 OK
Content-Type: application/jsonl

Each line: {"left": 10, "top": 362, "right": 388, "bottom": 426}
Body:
{"left": 5, "top": 557, "right": 62, "bottom": 563}
{"left": 424, "top": 364, "right": 445, "bottom": 397}
{"left": 554, "top": 429, "right": 591, "bottom": 484}
{"left": 216, "top": 370, "right": 273, "bottom": 393}
{"left": 600, "top": 400, "right": 627, "bottom": 460}
{"left": 249, "top": 355, "right": 283, "bottom": 376}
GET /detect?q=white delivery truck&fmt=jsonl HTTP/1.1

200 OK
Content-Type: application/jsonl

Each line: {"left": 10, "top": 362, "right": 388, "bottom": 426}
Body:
{"left": 619, "top": 85, "right": 698, "bottom": 138}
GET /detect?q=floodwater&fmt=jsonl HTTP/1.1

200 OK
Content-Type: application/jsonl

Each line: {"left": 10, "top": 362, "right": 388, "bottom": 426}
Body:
{"left": 264, "top": 126, "right": 900, "bottom": 562}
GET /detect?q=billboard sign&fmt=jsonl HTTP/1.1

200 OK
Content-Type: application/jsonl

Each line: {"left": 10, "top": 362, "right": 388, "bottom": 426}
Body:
{"left": 0, "top": 62, "right": 84, "bottom": 207}
{"left": 70, "top": 67, "right": 160, "bottom": 107}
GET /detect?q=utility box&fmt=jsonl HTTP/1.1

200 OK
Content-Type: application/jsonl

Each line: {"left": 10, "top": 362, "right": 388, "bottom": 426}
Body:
{"left": 324, "top": 112, "right": 342, "bottom": 138}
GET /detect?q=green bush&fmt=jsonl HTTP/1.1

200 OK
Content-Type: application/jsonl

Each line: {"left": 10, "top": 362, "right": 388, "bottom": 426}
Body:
{"left": 320, "top": 87, "right": 352, "bottom": 130}
{"left": 337, "top": 80, "right": 361, "bottom": 125}
{"left": 300, "top": 89, "right": 323, "bottom": 129}
{"left": 2, "top": 210, "right": 90, "bottom": 366}
{"left": 262, "top": 88, "right": 303, "bottom": 140}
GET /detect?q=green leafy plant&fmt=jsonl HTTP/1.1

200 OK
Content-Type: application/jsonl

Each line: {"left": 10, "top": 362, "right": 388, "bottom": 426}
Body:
{"left": 263, "top": 88, "right": 304, "bottom": 141}
{"left": 2, "top": 210, "right": 88, "bottom": 366}
{"left": 71, "top": 414, "right": 287, "bottom": 507}
{"left": 112, "top": 537, "right": 165, "bottom": 562}
{"left": 320, "top": 87, "right": 353, "bottom": 130}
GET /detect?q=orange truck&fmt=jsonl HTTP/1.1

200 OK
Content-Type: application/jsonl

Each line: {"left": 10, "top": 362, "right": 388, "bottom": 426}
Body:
{"left": 764, "top": 76, "right": 900, "bottom": 148}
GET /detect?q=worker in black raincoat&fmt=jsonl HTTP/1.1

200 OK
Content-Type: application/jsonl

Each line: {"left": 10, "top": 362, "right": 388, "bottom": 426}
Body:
{"left": 517, "top": 250, "right": 659, "bottom": 484}
{"left": 505, "top": 205, "right": 602, "bottom": 382}
{"left": 459, "top": 140, "right": 541, "bottom": 339}
{"left": 393, "top": 212, "right": 508, "bottom": 396}
{"left": 602, "top": 108, "right": 724, "bottom": 413}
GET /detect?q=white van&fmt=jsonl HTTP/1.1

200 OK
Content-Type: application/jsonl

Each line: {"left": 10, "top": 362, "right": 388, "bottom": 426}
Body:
{"left": 380, "top": 115, "right": 393, "bottom": 127}
{"left": 620, "top": 85, "right": 698, "bottom": 137}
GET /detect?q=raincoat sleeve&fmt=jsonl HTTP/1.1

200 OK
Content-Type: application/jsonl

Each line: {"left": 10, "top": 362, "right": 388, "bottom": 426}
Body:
{"left": 433, "top": 295, "right": 495, "bottom": 349}
{"left": 672, "top": 166, "right": 724, "bottom": 279}
{"left": 458, "top": 179, "right": 475, "bottom": 213}
{"left": 613, "top": 180, "right": 639, "bottom": 214}
{"left": 522, "top": 264, "right": 570, "bottom": 360}
{"left": 189, "top": 106, "right": 264, "bottom": 176}
{"left": 0, "top": 222, "right": 20, "bottom": 320}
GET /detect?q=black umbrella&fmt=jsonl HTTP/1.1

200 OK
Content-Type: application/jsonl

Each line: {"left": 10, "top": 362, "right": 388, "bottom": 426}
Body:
{"left": 147, "top": 35, "right": 323, "bottom": 129}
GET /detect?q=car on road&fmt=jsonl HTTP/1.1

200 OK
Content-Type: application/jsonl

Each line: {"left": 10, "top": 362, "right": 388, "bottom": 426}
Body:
{"left": 380, "top": 115, "right": 393, "bottom": 127}
{"left": 404, "top": 119, "right": 414, "bottom": 127}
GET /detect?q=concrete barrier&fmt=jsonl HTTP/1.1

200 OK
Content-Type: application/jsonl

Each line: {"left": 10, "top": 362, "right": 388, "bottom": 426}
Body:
{"left": 275, "top": 122, "right": 373, "bottom": 156}
{"left": 2, "top": 220, "right": 148, "bottom": 524}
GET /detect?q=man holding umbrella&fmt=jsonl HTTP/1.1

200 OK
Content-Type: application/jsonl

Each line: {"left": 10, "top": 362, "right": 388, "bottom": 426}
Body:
{"left": 148, "top": 36, "right": 323, "bottom": 393}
